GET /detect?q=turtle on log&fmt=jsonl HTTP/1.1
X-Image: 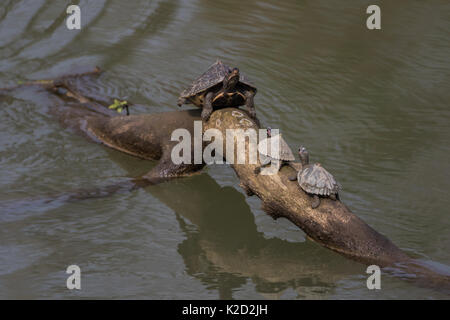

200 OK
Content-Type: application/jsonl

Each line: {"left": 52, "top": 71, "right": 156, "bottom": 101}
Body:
{"left": 177, "top": 60, "right": 258, "bottom": 123}
{"left": 254, "top": 127, "right": 296, "bottom": 175}
{"left": 289, "top": 146, "right": 341, "bottom": 209}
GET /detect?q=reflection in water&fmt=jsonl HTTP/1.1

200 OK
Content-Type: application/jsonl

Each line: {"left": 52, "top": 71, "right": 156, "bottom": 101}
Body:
{"left": 115, "top": 161, "right": 359, "bottom": 299}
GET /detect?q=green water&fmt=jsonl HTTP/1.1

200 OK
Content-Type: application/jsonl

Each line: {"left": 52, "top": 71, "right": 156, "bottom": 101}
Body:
{"left": 0, "top": 0, "right": 449, "bottom": 299}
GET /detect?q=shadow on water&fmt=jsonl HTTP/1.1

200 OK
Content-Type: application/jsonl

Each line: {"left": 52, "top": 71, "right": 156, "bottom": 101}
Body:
{"left": 109, "top": 156, "right": 361, "bottom": 299}
{"left": 109, "top": 150, "right": 450, "bottom": 297}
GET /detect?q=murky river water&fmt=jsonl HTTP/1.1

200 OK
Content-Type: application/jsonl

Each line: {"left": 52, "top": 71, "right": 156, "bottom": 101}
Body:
{"left": 0, "top": 0, "right": 449, "bottom": 299}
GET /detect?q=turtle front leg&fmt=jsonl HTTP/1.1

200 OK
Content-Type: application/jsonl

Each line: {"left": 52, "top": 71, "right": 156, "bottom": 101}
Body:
{"left": 330, "top": 193, "right": 340, "bottom": 201}
{"left": 254, "top": 157, "right": 271, "bottom": 174}
{"left": 284, "top": 161, "right": 299, "bottom": 181}
{"left": 201, "top": 91, "right": 214, "bottom": 121}
{"left": 311, "top": 195, "right": 321, "bottom": 209}
{"left": 244, "top": 90, "right": 259, "bottom": 125}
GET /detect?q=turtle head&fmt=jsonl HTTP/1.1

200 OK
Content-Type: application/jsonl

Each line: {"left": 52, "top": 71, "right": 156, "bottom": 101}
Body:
{"left": 298, "top": 146, "right": 309, "bottom": 166}
{"left": 177, "top": 97, "right": 186, "bottom": 107}
{"left": 223, "top": 68, "right": 240, "bottom": 91}
{"left": 267, "top": 127, "right": 272, "bottom": 137}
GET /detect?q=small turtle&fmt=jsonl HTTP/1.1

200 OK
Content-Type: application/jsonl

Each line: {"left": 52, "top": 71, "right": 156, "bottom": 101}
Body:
{"left": 177, "top": 60, "right": 258, "bottom": 122}
{"left": 289, "top": 146, "right": 341, "bottom": 209}
{"left": 254, "top": 127, "right": 296, "bottom": 174}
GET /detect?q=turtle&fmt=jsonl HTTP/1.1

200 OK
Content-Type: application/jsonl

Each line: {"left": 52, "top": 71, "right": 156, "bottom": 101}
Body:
{"left": 289, "top": 146, "right": 341, "bottom": 209}
{"left": 177, "top": 60, "right": 258, "bottom": 123}
{"left": 254, "top": 127, "right": 296, "bottom": 174}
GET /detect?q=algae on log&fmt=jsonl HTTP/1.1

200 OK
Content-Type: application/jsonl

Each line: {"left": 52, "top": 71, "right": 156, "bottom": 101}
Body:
{"left": 82, "top": 104, "right": 409, "bottom": 267}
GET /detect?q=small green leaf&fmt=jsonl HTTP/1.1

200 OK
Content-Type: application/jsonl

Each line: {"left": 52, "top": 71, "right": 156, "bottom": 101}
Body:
{"left": 108, "top": 99, "right": 128, "bottom": 113}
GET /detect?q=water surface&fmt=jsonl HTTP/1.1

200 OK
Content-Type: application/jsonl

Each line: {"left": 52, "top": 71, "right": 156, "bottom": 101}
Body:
{"left": 0, "top": 0, "right": 449, "bottom": 299}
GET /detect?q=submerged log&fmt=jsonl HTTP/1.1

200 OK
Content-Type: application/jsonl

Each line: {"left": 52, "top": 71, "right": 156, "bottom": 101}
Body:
{"left": 0, "top": 67, "right": 102, "bottom": 92}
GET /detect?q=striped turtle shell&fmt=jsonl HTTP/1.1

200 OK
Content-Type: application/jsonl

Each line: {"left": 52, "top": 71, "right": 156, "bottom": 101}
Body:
{"left": 179, "top": 60, "right": 256, "bottom": 99}
{"left": 257, "top": 134, "right": 295, "bottom": 161}
{"left": 298, "top": 164, "right": 341, "bottom": 196}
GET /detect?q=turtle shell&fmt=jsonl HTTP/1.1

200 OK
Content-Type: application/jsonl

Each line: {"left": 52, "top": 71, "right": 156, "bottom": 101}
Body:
{"left": 179, "top": 60, "right": 256, "bottom": 99}
{"left": 257, "top": 134, "right": 295, "bottom": 161}
{"left": 298, "top": 164, "right": 341, "bottom": 196}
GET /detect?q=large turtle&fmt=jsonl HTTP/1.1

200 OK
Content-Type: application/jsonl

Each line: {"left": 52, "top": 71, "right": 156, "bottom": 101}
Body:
{"left": 177, "top": 60, "right": 258, "bottom": 122}
{"left": 254, "top": 127, "right": 296, "bottom": 175}
{"left": 289, "top": 146, "right": 341, "bottom": 209}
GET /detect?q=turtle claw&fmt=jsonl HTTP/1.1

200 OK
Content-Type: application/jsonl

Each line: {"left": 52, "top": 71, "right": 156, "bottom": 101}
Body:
{"left": 249, "top": 110, "right": 258, "bottom": 122}
{"left": 311, "top": 195, "right": 320, "bottom": 209}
